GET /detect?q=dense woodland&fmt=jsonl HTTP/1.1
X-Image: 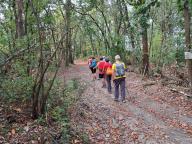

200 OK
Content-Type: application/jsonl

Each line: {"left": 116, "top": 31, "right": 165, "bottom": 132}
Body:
{"left": 0, "top": 0, "right": 192, "bottom": 143}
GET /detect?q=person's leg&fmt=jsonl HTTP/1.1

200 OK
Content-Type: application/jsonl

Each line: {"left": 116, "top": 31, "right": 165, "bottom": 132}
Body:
{"left": 94, "top": 73, "right": 97, "bottom": 80}
{"left": 108, "top": 75, "right": 112, "bottom": 93}
{"left": 91, "top": 68, "right": 94, "bottom": 80}
{"left": 103, "top": 74, "right": 106, "bottom": 87}
{"left": 89, "top": 67, "right": 92, "bottom": 74}
{"left": 106, "top": 75, "right": 111, "bottom": 93}
{"left": 114, "top": 79, "right": 120, "bottom": 100}
{"left": 99, "top": 74, "right": 102, "bottom": 80}
{"left": 106, "top": 75, "right": 109, "bottom": 90}
{"left": 93, "top": 69, "right": 96, "bottom": 80}
{"left": 120, "top": 78, "right": 126, "bottom": 101}
{"left": 92, "top": 73, "right": 95, "bottom": 80}
{"left": 101, "top": 74, "right": 106, "bottom": 88}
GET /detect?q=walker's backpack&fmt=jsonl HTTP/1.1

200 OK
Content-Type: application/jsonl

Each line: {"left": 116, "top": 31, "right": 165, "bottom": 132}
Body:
{"left": 115, "top": 63, "right": 125, "bottom": 77}
{"left": 90, "top": 59, "right": 97, "bottom": 68}
{"left": 106, "top": 67, "right": 113, "bottom": 75}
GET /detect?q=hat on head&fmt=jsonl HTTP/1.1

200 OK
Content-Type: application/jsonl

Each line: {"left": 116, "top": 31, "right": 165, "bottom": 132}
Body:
{"left": 105, "top": 57, "right": 109, "bottom": 62}
{"left": 115, "top": 55, "right": 120, "bottom": 60}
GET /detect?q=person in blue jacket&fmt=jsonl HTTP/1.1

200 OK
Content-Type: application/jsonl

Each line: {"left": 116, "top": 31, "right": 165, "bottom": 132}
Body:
{"left": 89, "top": 57, "right": 97, "bottom": 80}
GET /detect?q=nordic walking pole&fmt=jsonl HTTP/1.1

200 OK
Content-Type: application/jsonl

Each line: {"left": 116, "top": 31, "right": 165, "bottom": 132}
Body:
{"left": 125, "top": 69, "right": 130, "bottom": 97}
{"left": 125, "top": 85, "right": 129, "bottom": 96}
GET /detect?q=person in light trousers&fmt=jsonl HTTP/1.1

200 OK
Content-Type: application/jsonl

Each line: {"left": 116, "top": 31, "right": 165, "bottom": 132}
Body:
{"left": 112, "top": 55, "right": 126, "bottom": 103}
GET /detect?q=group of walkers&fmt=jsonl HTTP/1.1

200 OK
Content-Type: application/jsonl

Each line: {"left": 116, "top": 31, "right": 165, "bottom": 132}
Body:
{"left": 88, "top": 55, "right": 127, "bottom": 103}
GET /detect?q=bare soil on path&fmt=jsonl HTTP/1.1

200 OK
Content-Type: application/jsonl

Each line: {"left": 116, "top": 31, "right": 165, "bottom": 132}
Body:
{"left": 62, "top": 60, "right": 192, "bottom": 144}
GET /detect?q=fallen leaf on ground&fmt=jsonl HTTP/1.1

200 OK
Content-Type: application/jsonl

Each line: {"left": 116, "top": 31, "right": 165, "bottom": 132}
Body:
{"left": 24, "top": 126, "right": 29, "bottom": 132}
{"left": 13, "top": 108, "right": 22, "bottom": 112}
{"left": 11, "top": 129, "right": 16, "bottom": 135}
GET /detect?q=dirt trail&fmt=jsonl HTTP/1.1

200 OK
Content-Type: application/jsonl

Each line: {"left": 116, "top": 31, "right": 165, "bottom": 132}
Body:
{"left": 62, "top": 60, "right": 192, "bottom": 144}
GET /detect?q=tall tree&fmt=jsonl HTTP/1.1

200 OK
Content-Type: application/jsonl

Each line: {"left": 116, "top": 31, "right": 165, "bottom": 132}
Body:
{"left": 121, "top": 0, "right": 135, "bottom": 50}
{"left": 183, "top": 0, "right": 192, "bottom": 92}
{"left": 13, "top": 0, "right": 25, "bottom": 38}
{"left": 65, "top": 0, "right": 73, "bottom": 66}
{"left": 140, "top": 15, "right": 149, "bottom": 75}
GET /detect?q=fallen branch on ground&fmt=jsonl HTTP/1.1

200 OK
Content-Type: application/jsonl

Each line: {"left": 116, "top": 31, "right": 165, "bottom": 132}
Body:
{"left": 170, "top": 88, "right": 192, "bottom": 98}
{"left": 143, "top": 81, "right": 156, "bottom": 87}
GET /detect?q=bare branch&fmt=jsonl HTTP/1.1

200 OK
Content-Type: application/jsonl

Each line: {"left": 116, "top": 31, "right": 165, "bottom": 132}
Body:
{"left": 0, "top": 43, "right": 37, "bottom": 68}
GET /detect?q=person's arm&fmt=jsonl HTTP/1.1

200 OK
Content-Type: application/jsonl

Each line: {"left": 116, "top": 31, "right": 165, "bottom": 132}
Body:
{"left": 112, "top": 70, "right": 115, "bottom": 81}
{"left": 112, "top": 64, "right": 115, "bottom": 81}
{"left": 124, "top": 63, "right": 128, "bottom": 72}
{"left": 94, "top": 62, "right": 99, "bottom": 69}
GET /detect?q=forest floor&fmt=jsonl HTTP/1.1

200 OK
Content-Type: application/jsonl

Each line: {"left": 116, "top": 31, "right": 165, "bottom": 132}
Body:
{"left": 1, "top": 60, "right": 192, "bottom": 143}
{"left": 63, "top": 60, "right": 192, "bottom": 144}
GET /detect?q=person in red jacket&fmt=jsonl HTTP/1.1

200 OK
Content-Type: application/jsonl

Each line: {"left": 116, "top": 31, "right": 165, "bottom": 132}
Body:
{"left": 96, "top": 57, "right": 106, "bottom": 88}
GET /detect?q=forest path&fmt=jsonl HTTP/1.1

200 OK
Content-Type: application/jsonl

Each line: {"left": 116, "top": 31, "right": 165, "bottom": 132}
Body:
{"left": 61, "top": 60, "right": 192, "bottom": 144}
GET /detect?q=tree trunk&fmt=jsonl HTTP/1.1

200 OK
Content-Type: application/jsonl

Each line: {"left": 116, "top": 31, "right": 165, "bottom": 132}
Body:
{"left": 89, "top": 33, "right": 96, "bottom": 56}
{"left": 121, "top": 0, "right": 136, "bottom": 65}
{"left": 65, "top": 0, "right": 72, "bottom": 66}
{"left": 69, "top": 28, "right": 74, "bottom": 64}
{"left": 142, "top": 27, "right": 149, "bottom": 75}
{"left": 121, "top": 0, "right": 135, "bottom": 50}
{"left": 14, "top": 0, "right": 25, "bottom": 38}
{"left": 183, "top": 0, "right": 192, "bottom": 92}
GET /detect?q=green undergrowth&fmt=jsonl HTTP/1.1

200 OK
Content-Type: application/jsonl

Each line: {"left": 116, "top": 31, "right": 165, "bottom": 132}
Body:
{"left": 0, "top": 71, "right": 89, "bottom": 143}
{"left": 47, "top": 78, "right": 89, "bottom": 143}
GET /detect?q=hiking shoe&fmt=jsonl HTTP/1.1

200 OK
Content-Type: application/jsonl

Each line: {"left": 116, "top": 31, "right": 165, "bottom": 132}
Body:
{"left": 114, "top": 99, "right": 119, "bottom": 102}
{"left": 102, "top": 85, "right": 106, "bottom": 88}
{"left": 122, "top": 100, "right": 126, "bottom": 103}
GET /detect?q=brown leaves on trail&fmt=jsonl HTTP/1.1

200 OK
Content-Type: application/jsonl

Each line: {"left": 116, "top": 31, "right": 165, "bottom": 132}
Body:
{"left": 0, "top": 136, "right": 6, "bottom": 144}
{"left": 24, "top": 125, "right": 30, "bottom": 132}
{"left": 71, "top": 139, "right": 81, "bottom": 144}
{"left": 76, "top": 66, "right": 192, "bottom": 143}
{"left": 131, "top": 131, "right": 139, "bottom": 141}
{"left": 13, "top": 108, "right": 22, "bottom": 113}
{"left": 0, "top": 100, "right": 61, "bottom": 143}
{"left": 186, "top": 129, "right": 192, "bottom": 135}
{"left": 11, "top": 129, "right": 16, "bottom": 135}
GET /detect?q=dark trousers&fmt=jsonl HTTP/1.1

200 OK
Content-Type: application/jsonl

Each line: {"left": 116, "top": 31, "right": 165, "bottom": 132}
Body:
{"left": 113, "top": 77, "right": 126, "bottom": 100}
{"left": 106, "top": 75, "right": 112, "bottom": 93}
